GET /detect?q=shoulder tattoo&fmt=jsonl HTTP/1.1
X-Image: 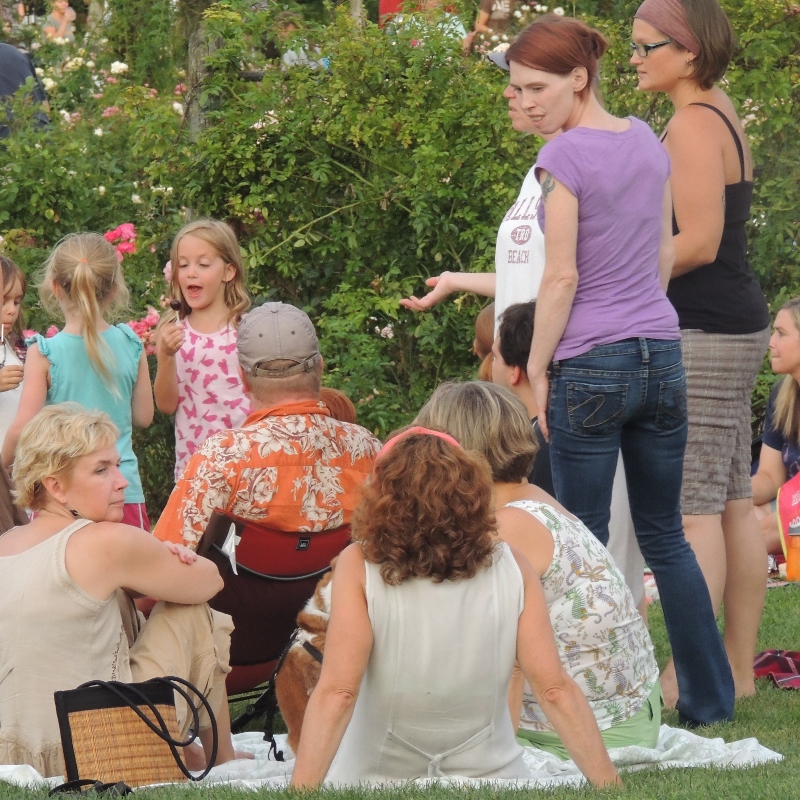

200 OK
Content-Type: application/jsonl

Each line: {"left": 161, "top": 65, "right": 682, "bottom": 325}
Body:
{"left": 541, "top": 172, "right": 556, "bottom": 203}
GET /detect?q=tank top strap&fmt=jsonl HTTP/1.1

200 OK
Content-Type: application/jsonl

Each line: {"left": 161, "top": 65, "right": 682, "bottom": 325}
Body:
{"left": 687, "top": 102, "right": 745, "bottom": 182}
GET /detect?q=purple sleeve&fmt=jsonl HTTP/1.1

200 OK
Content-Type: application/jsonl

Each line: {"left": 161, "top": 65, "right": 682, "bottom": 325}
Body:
{"left": 535, "top": 135, "right": 583, "bottom": 199}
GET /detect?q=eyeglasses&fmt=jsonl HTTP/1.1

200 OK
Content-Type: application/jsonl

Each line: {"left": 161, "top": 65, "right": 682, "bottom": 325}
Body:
{"left": 629, "top": 39, "right": 673, "bottom": 58}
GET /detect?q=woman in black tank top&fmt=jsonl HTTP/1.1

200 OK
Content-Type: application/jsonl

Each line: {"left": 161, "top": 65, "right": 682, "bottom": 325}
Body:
{"left": 631, "top": 0, "right": 770, "bottom": 711}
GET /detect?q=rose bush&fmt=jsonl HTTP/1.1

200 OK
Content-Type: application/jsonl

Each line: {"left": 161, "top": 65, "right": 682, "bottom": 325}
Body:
{"left": 0, "top": 0, "right": 796, "bottom": 513}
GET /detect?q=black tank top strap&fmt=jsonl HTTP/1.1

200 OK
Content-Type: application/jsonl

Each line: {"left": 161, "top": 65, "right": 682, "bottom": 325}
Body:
{"left": 687, "top": 102, "right": 745, "bottom": 182}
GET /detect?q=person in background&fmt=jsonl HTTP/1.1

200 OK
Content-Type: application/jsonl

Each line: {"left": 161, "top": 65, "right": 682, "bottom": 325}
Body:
{"left": 752, "top": 298, "right": 800, "bottom": 556}
{"left": 154, "top": 219, "right": 251, "bottom": 482}
{"left": 632, "top": 0, "right": 770, "bottom": 705}
{"left": 42, "top": 0, "right": 76, "bottom": 43}
{"left": 490, "top": 301, "right": 647, "bottom": 615}
{"left": 474, "top": 301, "right": 495, "bottom": 381}
{"left": 0, "top": 41, "right": 50, "bottom": 139}
{"left": 2, "top": 233, "right": 154, "bottom": 530}
{"left": 0, "top": 256, "right": 27, "bottom": 447}
{"left": 320, "top": 386, "right": 358, "bottom": 425}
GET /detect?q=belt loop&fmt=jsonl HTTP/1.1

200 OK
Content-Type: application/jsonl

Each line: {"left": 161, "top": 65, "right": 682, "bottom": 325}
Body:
{"left": 640, "top": 337, "right": 650, "bottom": 364}
{"left": 549, "top": 359, "right": 560, "bottom": 376}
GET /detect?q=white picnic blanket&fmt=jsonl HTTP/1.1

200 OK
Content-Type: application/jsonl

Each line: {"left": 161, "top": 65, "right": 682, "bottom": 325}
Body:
{"left": 0, "top": 725, "right": 782, "bottom": 790}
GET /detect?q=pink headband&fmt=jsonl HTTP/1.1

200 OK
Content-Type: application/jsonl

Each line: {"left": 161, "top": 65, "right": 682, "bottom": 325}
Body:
{"left": 634, "top": 0, "right": 700, "bottom": 56}
{"left": 377, "top": 426, "right": 461, "bottom": 461}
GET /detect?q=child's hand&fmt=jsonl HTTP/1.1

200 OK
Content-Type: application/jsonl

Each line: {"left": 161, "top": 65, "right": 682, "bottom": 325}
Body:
{"left": 65, "top": 6, "right": 77, "bottom": 21}
{"left": 157, "top": 323, "right": 185, "bottom": 357}
{"left": 165, "top": 541, "right": 198, "bottom": 564}
{"left": 0, "top": 365, "right": 24, "bottom": 392}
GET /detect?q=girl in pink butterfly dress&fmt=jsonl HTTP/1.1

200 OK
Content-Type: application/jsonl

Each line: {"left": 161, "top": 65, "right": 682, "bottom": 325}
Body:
{"left": 154, "top": 220, "right": 252, "bottom": 481}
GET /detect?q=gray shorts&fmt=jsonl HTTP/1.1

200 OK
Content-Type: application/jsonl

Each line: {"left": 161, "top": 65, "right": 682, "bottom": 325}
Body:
{"left": 680, "top": 326, "right": 770, "bottom": 515}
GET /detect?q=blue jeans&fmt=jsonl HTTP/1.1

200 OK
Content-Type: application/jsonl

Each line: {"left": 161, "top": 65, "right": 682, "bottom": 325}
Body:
{"left": 548, "top": 338, "right": 734, "bottom": 726}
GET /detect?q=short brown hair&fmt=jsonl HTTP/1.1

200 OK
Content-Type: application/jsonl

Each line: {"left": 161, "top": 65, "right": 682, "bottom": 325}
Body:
{"left": 353, "top": 434, "right": 497, "bottom": 585}
{"left": 416, "top": 381, "right": 537, "bottom": 483}
{"left": 506, "top": 15, "right": 608, "bottom": 100}
{"left": 681, "top": 0, "right": 735, "bottom": 90}
{"left": 320, "top": 387, "right": 357, "bottom": 424}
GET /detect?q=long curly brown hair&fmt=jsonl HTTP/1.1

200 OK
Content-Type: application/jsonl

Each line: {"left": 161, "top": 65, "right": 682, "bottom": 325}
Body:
{"left": 353, "top": 434, "right": 498, "bottom": 585}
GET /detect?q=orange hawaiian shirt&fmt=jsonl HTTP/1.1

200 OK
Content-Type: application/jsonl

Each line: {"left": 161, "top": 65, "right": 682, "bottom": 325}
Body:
{"left": 153, "top": 400, "right": 381, "bottom": 549}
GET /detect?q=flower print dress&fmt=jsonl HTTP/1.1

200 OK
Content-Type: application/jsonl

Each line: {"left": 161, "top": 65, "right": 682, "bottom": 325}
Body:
{"left": 173, "top": 319, "right": 251, "bottom": 480}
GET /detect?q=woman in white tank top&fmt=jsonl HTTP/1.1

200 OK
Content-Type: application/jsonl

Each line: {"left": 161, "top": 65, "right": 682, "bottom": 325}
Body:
{"left": 290, "top": 427, "right": 619, "bottom": 788}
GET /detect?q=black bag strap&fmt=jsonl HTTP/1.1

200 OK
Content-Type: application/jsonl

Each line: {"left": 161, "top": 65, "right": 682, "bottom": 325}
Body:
{"left": 71, "top": 676, "right": 218, "bottom": 782}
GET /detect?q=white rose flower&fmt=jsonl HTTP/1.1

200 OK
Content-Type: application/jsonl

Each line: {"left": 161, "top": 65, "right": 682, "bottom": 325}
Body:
{"left": 110, "top": 61, "right": 128, "bottom": 75}
{"left": 86, "top": 60, "right": 95, "bottom": 68}
{"left": 97, "top": 185, "right": 106, "bottom": 195}
{"left": 553, "top": 6, "right": 564, "bottom": 14}
{"left": 35, "top": 67, "right": 44, "bottom": 77}
{"left": 490, "top": 34, "right": 499, "bottom": 41}
{"left": 31, "top": 41, "right": 40, "bottom": 50}
{"left": 513, "top": 9, "right": 522, "bottom": 16}
{"left": 59, "top": 109, "right": 70, "bottom": 123}
{"left": 94, "top": 127, "right": 104, "bottom": 136}
{"left": 131, "top": 194, "right": 142, "bottom": 204}
{"left": 172, "top": 102, "right": 184, "bottom": 115}
{"left": 42, "top": 77, "right": 56, "bottom": 91}
{"left": 54, "top": 37, "right": 67, "bottom": 45}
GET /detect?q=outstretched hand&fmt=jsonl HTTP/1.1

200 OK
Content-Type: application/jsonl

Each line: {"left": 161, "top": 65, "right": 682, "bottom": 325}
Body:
{"left": 399, "top": 273, "right": 453, "bottom": 312}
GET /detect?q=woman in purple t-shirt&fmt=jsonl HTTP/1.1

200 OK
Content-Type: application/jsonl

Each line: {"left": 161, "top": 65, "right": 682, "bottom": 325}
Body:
{"left": 505, "top": 15, "right": 733, "bottom": 727}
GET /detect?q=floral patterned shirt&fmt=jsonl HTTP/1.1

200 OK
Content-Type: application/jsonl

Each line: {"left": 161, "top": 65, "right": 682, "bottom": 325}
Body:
{"left": 154, "top": 400, "right": 381, "bottom": 549}
{"left": 509, "top": 500, "right": 659, "bottom": 732}
{"left": 173, "top": 320, "right": 251, "bottom": 481}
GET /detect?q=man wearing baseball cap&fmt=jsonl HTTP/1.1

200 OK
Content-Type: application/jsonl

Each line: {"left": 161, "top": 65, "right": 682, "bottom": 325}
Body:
{"left": 154, "top": 302, "right": 381, "bottom": 549}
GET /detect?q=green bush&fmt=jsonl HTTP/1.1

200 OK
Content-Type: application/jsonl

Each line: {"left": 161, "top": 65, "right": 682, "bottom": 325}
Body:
{"left": 0, "top": 0, "right": 797, "bottom": 515}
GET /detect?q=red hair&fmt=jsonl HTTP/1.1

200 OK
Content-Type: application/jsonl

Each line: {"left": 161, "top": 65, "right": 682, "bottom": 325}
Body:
{"left": 506, "top": 15, "right": 608, "bottom": 99}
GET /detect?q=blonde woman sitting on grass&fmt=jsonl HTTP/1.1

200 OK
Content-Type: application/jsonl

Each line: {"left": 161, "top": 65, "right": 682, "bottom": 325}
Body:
{"left": 0, "top": 403, "right": 249, "bottom": 778}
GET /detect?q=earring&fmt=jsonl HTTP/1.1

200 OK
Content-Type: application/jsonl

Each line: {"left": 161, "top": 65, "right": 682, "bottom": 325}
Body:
{"left": 686, "top": 60, "right": 694, "bottom": 66}
{"left": 65, "top": 503, "right": 82, "bottom": 519}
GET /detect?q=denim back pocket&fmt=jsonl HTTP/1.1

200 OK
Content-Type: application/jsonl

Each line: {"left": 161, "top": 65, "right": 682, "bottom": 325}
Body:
{"left": 655, "top": 375, "right": 687, "bottom": 431}
{"left": 565, "top": 382, "right": 628, "bottom": 435}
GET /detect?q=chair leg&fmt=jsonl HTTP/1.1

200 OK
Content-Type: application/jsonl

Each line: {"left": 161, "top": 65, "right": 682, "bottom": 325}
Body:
{"left": 230, "top": 681, "right": 285, "bottom": 760}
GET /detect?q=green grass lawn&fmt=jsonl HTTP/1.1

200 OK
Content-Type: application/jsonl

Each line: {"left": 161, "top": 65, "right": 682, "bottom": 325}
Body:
{"left": 2, "top": 586, "right": 798, "bottom": 800}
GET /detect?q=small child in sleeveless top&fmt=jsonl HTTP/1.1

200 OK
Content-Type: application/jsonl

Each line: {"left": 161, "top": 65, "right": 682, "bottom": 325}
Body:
{"left": 1, "top": 233, "right": 154, "bottom": 528}
{"left": 154, "top": 219, "right": 251, "bottom": 481}
{"left": 0, "top": 256, "right": 27, "bottom": 447}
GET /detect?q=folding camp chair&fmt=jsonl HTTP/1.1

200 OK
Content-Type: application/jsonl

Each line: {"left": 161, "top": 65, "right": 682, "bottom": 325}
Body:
{"left": 197, "top": 509, "right": 350, "bottom": 735}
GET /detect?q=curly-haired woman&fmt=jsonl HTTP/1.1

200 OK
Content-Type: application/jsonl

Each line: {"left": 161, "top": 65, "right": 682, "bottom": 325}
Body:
{"left": 290, "top": 428, "right": 619, "bottom": 788}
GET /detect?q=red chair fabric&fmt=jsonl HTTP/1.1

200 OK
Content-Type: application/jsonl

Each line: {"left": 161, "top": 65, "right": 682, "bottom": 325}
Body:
{"left": 197, "top": 510, "right": 350, "bottom": 694}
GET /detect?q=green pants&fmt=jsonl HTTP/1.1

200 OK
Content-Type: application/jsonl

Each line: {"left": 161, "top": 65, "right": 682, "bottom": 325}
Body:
{"left": 516, "top": 683, "right": 662, "bottom": 759}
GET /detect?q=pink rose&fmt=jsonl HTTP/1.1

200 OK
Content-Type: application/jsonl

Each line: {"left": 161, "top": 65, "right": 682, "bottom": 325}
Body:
{"left": 163, "top": 261, "right": 172, "bottom": 283}
{"left": 117, "top": 222, "right": 136, "bottom": 240}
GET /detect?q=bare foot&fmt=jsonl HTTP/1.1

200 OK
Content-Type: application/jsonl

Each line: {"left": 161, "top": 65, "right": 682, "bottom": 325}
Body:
{"left": 660, "top": 660, "right": 679, "bottom": 710}
{"left": 734, "top": 678, "right": 757, "bottom": 699}
{"left": 234, "top": 748, "right": 255, "bottom": 760}
{"left": 182, "top": 742, "right": 206, "bottom": 771}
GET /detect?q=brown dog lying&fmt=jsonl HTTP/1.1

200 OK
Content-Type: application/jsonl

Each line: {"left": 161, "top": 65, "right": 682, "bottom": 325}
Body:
{"left": 274, "top": 558, "right": 335, "bottom": 753}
